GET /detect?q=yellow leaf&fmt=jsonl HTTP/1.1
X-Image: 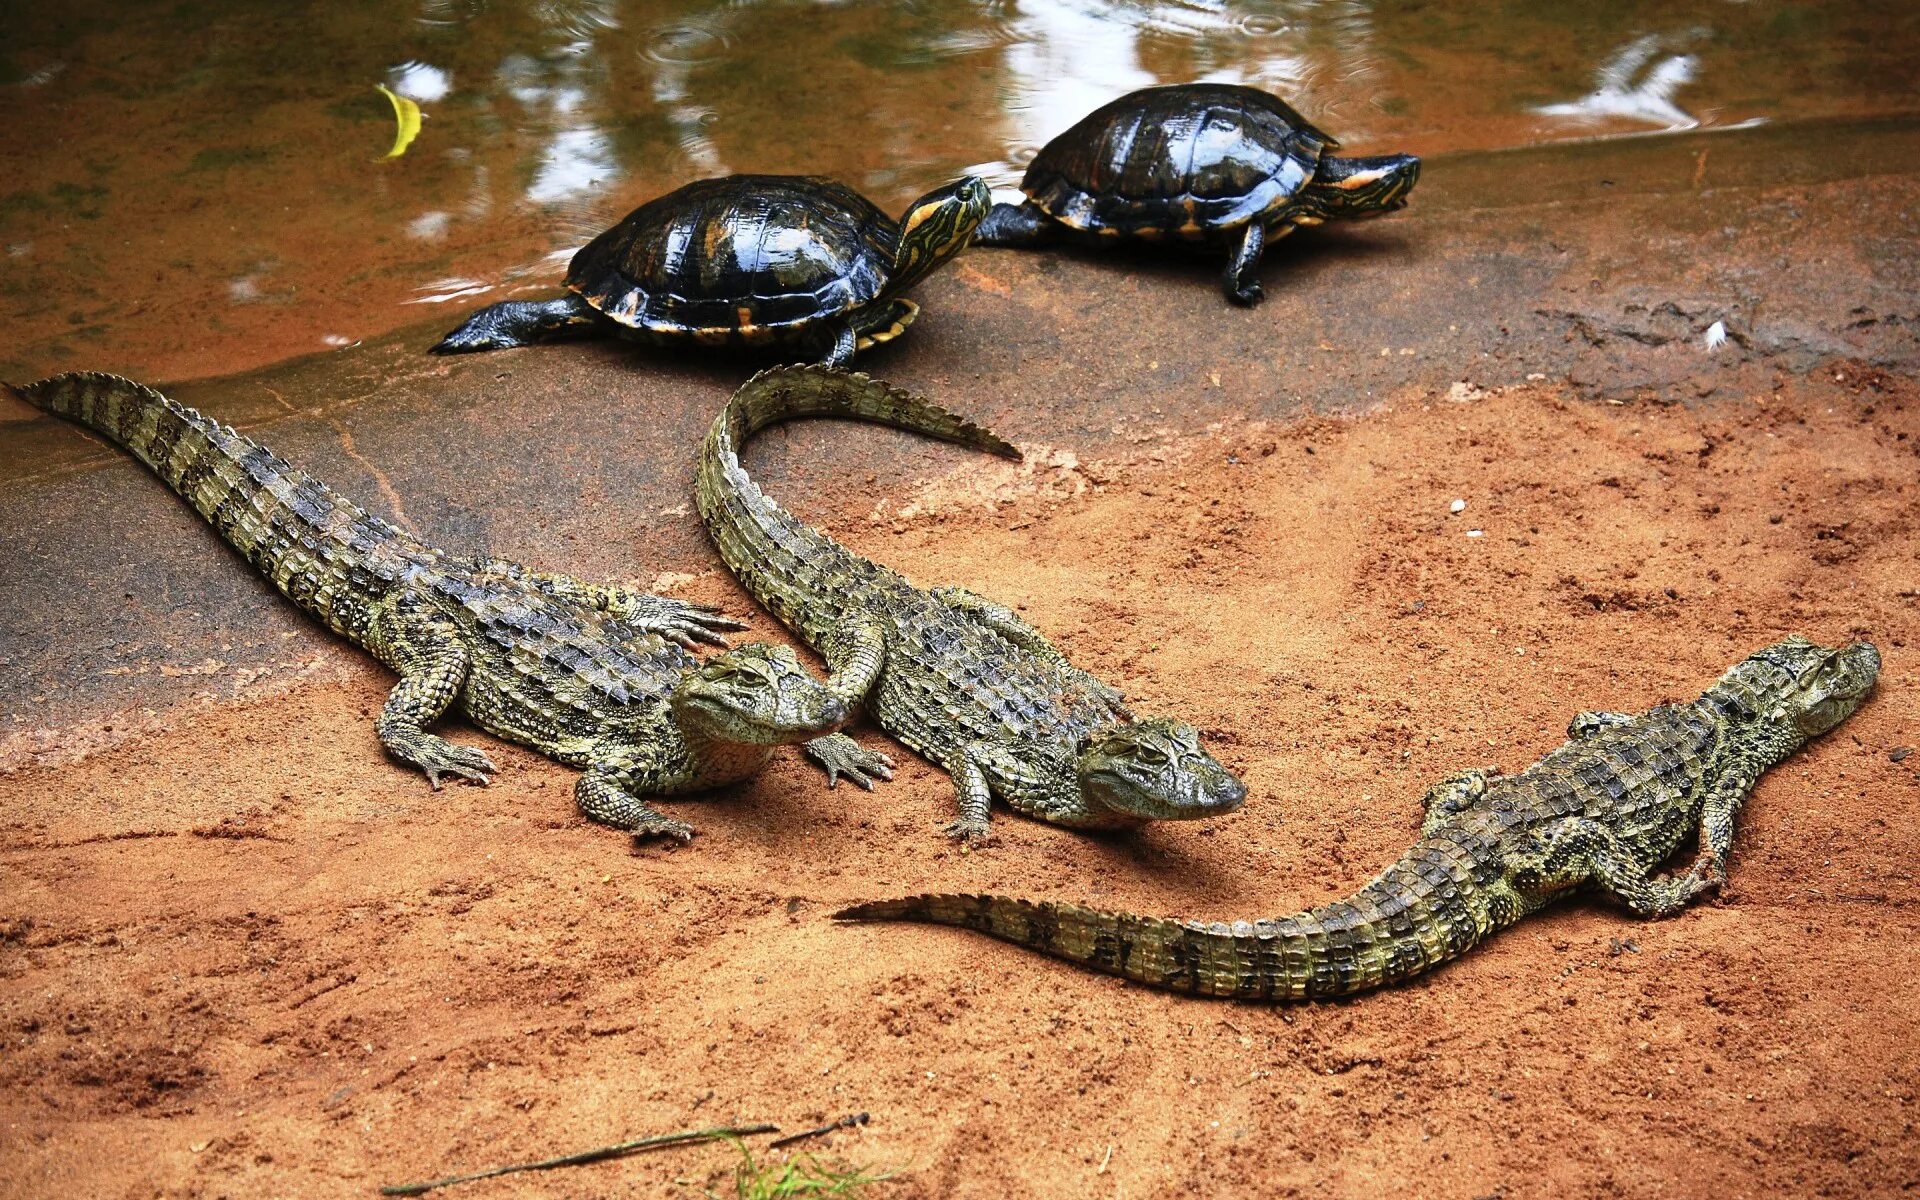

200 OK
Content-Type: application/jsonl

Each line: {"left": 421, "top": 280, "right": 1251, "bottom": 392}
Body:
{"left": 375, "top": 83, "right": 422, "bottom": 160}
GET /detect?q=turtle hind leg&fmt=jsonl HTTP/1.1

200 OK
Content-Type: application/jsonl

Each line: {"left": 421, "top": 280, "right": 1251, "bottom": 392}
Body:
{"left": 1222, "top": 221, "right": 1268, "bottom": 306}
{"left": 972, "top": 200, "right": 1058, "bottom": 248}
{"left": 431, "top": 294, "right": 604, "bottom": 354}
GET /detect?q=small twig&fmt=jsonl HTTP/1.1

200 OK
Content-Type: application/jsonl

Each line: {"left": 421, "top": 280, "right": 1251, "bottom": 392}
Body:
{"left": 379, "top": 1122, "right": 778, "bottom": 1196}
{"left": 1097, "top": 1143, "right": 1115, "bottom": 1174}
{"left": 768, "top": 1112, "right": 869, "bottom": 1149}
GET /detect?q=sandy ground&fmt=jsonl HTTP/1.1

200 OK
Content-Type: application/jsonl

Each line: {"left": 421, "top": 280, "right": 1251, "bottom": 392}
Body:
{"left": 2, "top": 366, "right": 1916, "bottom": 1198}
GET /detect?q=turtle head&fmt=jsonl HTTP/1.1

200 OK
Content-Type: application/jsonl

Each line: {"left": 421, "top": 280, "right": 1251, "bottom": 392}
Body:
{"left": 892, "top": 175, "right": 992, "bottom": 291}
{"left": 1301, "top": 153, "right": 1422, "bottom": 220}
{"left": 670, "top": 643, "right": 849, "bottom": 746}
{"left": 1706, "top": 635, "right": 1880, "bottom": 748}
{"left": 1076, "top": 718, "right": 1248, "bottom": 823}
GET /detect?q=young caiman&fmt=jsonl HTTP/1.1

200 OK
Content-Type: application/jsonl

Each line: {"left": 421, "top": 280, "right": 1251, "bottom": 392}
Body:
{"left": 694, "top": 365, "right": 1248, "bottom": 842}
{"left": 839, "top": 636, "right": 1879, "bottom": 995}
{"left": 15, "top": 371, "right": 851, "bottom": 843}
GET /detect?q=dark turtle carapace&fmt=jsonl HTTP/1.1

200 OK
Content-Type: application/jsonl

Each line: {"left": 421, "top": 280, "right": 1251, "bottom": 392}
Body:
{"left": 433, "top": 173, "right": 991, "bottom": 367}
{"left": 975, "top": 84, "right": 1420, "bottom": 305}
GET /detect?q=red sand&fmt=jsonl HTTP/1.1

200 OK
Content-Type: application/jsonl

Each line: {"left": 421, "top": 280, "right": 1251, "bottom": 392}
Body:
{"left": 2, "top": 373, "right": 1916, "bottom": 1197}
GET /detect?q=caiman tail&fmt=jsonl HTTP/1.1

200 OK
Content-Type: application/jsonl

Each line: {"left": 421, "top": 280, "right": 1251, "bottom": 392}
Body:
{"left": 12, "top": 372, "right": 427, "bottom": 639}
{"left": 837, "top": 843, "right": 1502, "bottom": 1002}
{"left": 696, "top": 365, "right": 1020, "bottom": 637}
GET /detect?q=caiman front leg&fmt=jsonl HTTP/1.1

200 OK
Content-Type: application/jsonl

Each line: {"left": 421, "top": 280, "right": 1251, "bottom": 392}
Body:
{"left": 943, "top": 749, "right": 997, "bottom": 845}
{"left": 931, "top": 586, "right": 1127, "bottom": 715}
{"left": 368, "top": 598, "right": 497, "bottom": 788}
{"left": 800, "top": 616, "right": 893, "bottom": 788}
{"left": 805, "top": 734, "right": 896, "bottom": 791}
{"left": 1507, "top": 817, "right": 1715, "bottom": 919}
{"left": 575, "top": 762, "right": 694, "bottom": 844}
{"left": 526, "top": 571, "right": 748, "bottom": 648}
{"left": 1676, "top": 765, "right": 1762, "bottom": 895}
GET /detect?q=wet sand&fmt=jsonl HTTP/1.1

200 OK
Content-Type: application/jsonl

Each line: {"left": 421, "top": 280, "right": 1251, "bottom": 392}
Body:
{"left": 1, "top": 368, "right": 1916, "bottom": 1197}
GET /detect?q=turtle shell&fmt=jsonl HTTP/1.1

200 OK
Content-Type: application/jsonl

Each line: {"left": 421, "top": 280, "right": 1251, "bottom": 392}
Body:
{"left": 1021, "top": 84, "right": 1337, "bottom": 240}
{"left": 567, "top": 175, "right": 898, "bottom": 339}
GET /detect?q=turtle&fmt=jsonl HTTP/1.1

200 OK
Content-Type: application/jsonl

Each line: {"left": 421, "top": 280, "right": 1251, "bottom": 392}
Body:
{"left": 974, "top": 83, "right": 1421, "bottom": 305}
{"left": 432, "top": 173, "right": 991, "bottom": 367}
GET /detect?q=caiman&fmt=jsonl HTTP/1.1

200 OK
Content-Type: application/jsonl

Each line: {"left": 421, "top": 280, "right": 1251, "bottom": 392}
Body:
{"left": 15, "top": 372, "right": 852, "bottom": 843}
{"left": 838, "top": 636, "right": 1879, "bottom": 995}
{"left": 694, "top": 365, "right": 1248, "bottom": 841}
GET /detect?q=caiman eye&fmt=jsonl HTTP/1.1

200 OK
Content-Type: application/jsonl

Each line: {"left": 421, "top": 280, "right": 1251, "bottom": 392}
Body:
{"left": 1132, "top": 745, "right": 1169, "bottom": 766}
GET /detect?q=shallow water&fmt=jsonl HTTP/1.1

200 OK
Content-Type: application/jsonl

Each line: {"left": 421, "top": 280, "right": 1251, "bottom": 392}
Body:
{"left": 4, "top": 0, "right": 1917, "bottom": 381}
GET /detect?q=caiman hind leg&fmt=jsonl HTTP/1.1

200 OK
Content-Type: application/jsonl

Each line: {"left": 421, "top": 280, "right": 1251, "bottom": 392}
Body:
{"left": 972, "top": 200, "right": 1059, "bottom": 248}
{"left": 431, "top": 294, "right": 605, "bottom": 355}
{"left": 367, "top": 597, "right": 497, "bottom": 788}
{"left": 576, "top": 762, "right": 694, "bottom": 844}
{"left": 1507, "top": 817, "right": 1715, "bottom": 919}
{"left": 525, "top": 570, "right": 747, "bottom": 648}
{"left": 931, "top": 586, "right": 1127, "bottom": 715}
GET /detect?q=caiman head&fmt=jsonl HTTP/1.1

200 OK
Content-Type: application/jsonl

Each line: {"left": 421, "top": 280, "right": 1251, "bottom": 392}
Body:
{"left": 1075, "top": 718, "right": 1248, "bottom": 822}
{"left": 669, "top": 643, "right": 849, "bottom": 746}
{"left": 1707, "top": 635, "right": 1880, "bottom": 754}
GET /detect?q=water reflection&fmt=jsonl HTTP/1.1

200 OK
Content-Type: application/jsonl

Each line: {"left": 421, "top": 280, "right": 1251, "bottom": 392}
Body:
{"left": 1534, "top": 33, "right": 1703, "bottom": 132}
{"left": 388, "top": 60, "right": 453, "bottom": 102}
{"left": 3, "top": 0, "right": 1917, "bottom": 381}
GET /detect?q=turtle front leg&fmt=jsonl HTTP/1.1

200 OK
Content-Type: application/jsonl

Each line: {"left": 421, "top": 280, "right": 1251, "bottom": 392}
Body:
{"left": 973, "top": 200, "right": 1058, "bottom": 248}
{"left": 432, "top": 294, "right": 605, "bottom": 354}
{"left": 818, "top": 321, "right": 859, "bottom": 369}
{"left": 1222, "top": 221, "right": 1269, "bottom": 306}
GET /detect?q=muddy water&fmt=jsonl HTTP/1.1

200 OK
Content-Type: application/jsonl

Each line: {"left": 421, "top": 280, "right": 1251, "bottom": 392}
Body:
{"left": 4, "top": 0, "right": 1917, "bottom": 382}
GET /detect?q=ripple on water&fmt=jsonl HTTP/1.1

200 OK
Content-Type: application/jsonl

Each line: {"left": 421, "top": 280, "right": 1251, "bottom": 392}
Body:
{"left": 412, "top": 0, "right": 485, "bottom": 29}
{"left": 644, "top": 19, "right": 734, "bottom": 67}
{"left": 1235, "top": 12, "right": 1290, "bottom": 38}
